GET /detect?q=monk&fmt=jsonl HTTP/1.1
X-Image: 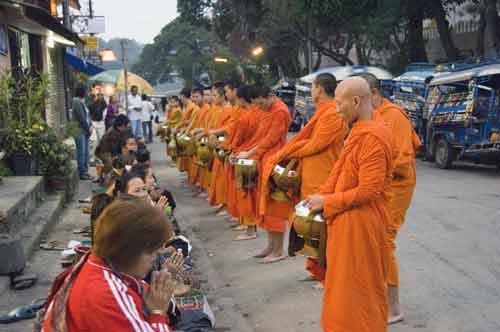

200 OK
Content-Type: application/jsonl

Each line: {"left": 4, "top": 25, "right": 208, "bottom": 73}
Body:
{"left": 163, "top": 96, "right": 183, "bottom": 160}
{"left": 186, "top": 88, "right": 210, "bottom": 192}
{"left": 207, "top": 86, "right": 237, "bottom": 210}
{"left": 356, "top": 73, "right": 421, "bottom": 324}
{"left": 237, "top": 85, "right": 291, "bottom": 261}
{"left": 194, "top": 84, "right": 226, "bottom": 193}
{"left": 175, "top": 88, "right": 198, "bottom": 173}
{"left": 260, "top": 73, "right": 348, "bottom": 284}
{"left": 304, "top": 77, "right": 393, "bottom": 332}
{"left": 226, "top": 85, "right": 261, "bottom": 238}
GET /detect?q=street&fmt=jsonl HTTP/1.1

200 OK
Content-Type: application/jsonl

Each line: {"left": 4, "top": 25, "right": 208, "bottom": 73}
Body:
{"left": 2, "top": 140, "right": 498, "bottom": 332}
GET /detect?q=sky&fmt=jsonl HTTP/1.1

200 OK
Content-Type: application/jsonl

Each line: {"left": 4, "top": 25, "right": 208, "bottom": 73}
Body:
{"left": 92, "top": 0, "right": 178, "bottom": 44}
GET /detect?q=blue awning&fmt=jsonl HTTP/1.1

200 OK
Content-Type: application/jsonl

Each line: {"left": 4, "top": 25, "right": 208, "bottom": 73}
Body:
{"left": 65, "top": 52, "right": 105, "bottom": 76}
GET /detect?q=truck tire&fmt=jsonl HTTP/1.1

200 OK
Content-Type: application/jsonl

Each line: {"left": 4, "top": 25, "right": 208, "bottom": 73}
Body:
{"left": 435, "top": 139, "right": 454, "bottom": 169}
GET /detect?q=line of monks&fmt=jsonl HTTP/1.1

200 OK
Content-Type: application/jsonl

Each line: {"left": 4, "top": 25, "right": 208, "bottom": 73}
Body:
{"left": 162, "top": 74, "right": 421, "bottom": 332}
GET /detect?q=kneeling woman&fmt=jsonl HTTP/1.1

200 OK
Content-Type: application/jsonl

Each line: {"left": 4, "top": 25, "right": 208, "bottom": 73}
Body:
{"left": 43, "top": 200, "right": 174, "bottom": 332}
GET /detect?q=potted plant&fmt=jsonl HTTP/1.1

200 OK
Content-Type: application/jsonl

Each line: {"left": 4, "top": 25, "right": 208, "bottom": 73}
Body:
{"left": 38, "top": 129, "right": 74, "bottom": 191}
{"left": 0, "top": 71, "right": 49, "bottom": 175}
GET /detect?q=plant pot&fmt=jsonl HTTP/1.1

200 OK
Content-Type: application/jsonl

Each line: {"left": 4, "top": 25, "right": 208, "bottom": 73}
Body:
{"left": 9, "top": 152, "right": 36, "bottom": 176}
{"left": 46, "top": 176, "right": 67, "bottom": 191}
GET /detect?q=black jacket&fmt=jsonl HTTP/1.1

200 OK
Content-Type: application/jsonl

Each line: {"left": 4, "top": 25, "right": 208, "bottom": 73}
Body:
{"left": 72, "top": 97, "right": 91, "bottom": 136}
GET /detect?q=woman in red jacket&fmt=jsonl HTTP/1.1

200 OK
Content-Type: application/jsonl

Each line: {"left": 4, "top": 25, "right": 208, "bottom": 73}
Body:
{"left": 43, "top": 199, "right": 174, "bottom": 332}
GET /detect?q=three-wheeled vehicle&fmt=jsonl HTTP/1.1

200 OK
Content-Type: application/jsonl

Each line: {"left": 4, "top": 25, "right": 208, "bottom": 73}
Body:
{"left": 294, "top": 66, "right": 393, "bottom": 123}
{"left": 425, "top": 62, "right": 500, "bottom": 168}
{"left": 390, "top": 64, "right": 436, "bottom": 144}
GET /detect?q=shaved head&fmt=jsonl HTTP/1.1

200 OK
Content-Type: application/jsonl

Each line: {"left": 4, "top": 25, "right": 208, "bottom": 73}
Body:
{"left": 335, "top": 77, "right": 373, "bottom": 124}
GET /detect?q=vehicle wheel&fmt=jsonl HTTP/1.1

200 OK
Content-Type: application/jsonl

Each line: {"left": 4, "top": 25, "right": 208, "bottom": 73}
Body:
{"left": 434, "top": 139, "right": 454, "bottom": 169}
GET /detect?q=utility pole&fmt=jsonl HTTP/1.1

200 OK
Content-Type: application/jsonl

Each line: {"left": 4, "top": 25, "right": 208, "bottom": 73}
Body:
{"left": 121, "top": 39, "right": 129, "bottom": 111}
{"left": 62, "top": 0, "right": 71, "bottom": 29}
{"left": 88, "top": 0, "right": 94, "bottom": 18}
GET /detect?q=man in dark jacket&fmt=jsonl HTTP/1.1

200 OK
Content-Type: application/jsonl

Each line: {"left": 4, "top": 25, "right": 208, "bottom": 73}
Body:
{"left": 72, "top": 86, "right": 93, "bottom": 180}
{"left": 95, "top": 114, "right": 131, "bottom": 174}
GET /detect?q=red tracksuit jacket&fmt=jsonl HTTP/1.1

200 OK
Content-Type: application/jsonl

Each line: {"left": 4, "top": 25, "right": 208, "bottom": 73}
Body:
{"left": 43, "top": 254, "right": 171, "bottom": 332}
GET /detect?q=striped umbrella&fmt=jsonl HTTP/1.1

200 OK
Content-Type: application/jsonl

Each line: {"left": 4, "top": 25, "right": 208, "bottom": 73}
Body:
{"left": 88, "top": 69, "right": 155, "bottom": 95}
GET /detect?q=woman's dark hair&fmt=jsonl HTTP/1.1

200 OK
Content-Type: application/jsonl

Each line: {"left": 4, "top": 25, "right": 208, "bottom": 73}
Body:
{"left": 114, "top": 171, "right": 142, "bottom": 195}
{"left": 93, "top": 200, "right": 172, "bottom": 269}
{"left": 135, "top": 146, "right": 151, "bottom": 163}
{"left": 119, "top": 134, "right": 135, "bottom": 150}
{"left": 74, "top": 86, "right": 87, "bottom": 99}
{"left": 113, "top": 114, "right": 130, "bottom": 129}
{"left": 130, "top": 163, "right": 151, "bottom": 181}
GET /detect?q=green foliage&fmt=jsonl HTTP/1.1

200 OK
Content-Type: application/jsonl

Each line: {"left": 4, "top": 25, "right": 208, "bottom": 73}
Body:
{"left": 38, "top": 128, "right": 74, "bottom": 178}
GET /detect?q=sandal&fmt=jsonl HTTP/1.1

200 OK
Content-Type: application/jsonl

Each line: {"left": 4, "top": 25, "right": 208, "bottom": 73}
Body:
{"left": 39, "top": 240, "right": 65, "bottom": 251}
{"left": 10, "top": 273, "right": 38, "bottom": 290}
{"left": 0, "top": 298, "right": 46, "bottom": 324}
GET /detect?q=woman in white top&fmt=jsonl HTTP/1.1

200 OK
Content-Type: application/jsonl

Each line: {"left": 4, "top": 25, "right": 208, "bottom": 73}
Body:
{"left": 141, "top": 94, "right": 155, "bottom": 143}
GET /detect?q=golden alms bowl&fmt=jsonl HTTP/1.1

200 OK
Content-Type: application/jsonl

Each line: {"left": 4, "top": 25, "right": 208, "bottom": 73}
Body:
{"left": 234, "top": 159, "right": 258, "bottom": 190}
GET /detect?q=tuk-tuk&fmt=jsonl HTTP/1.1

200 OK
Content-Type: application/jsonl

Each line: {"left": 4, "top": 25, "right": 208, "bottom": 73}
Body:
{"left": 425, "top": 62, "right": 500, "bottom": 168}
{"left": 391, "top": 67, "right": 435, "bottom": 144}
{"left": 294, "top": 66, "right": 393, "bottom": 123}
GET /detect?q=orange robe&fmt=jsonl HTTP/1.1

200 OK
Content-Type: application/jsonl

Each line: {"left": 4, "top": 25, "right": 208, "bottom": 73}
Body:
{"left": 373, "top": 99, "right": 421, "bottom": 287}
{"left": 199, "top": 105, "right": 222, "bottom": 190}
{"left": 167, "top": 106, "right": 182, "bottom": 128}
{"left": 208, "top": 105, "right": 233, "bottom": 206}
{"left": 187, "top": 103, "right": 210, "bottom": 186}
{"left": 176, "top": 102, "right": 198, "bottom": 172}
{"left": 260, "top": 100, "right": 348, "bottom": 281}
{"left": 237, "top": 97, "right": 291, "bottom": 233}
{"left": 320, "top": 120, "right": 393, "bottom": 332}
{"left": 222, "top": 105, "right": 246, "bottom": 218}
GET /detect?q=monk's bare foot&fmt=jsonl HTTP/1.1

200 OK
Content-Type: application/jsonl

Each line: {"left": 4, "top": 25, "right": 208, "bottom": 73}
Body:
{"left": 233, "top": 234, "right": 257, "bottom": 241}
{"left": 260, "top": 254, "right": 287, "bottom": 264}
{"left": 299, "top": 276, "right": 316, "bottom": 282}
{"left": 216, "top": 210, "right": 228, "bottom": 217}
{"left": 254, "top": 248, "right": 272, "bottom": 258}
{"left": 198, "top": 192, "right": 208, "bottom": 198}
{"left": 231, "top": 225, "right": 247, "bottom": 231}
{"left": 212, "top": 204, "right": 224, "bottom": 212}
{"left": 312, "top": 282, "right": 324, "bottom": 290}
{"left": 388, "top": 313, "right": 404, "bottom": 325}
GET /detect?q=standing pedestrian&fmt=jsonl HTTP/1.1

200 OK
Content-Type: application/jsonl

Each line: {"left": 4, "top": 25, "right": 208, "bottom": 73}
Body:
{"left": 127, "top": 85, "right": 143, "bottom": 139}
{"left": 104, "top": 95, "right": 119, "bottom": 131}
{"left": 72, "top": 86, "right": 93, "bottom": 180}
{"left": 89, "top": 93, "right": 107, "bottom": 162}
{"left": 141, "top": 94, "right": 155, "bottom": 143}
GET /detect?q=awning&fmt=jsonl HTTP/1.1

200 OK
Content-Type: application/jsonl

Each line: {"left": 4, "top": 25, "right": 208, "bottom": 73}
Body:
{"left": 65, "top": 52, "right": 105, "bottom": 76}
{"left": 20, "top": 2, "right": 83, "bottom": 45}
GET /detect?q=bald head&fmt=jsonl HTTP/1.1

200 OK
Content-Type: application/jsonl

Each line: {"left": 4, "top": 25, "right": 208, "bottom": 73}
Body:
{"left": 352, "top": 72, "right": 384, "bottom": 107}
{"left": 335, "top": 77, "right": 373, "bottom": 124}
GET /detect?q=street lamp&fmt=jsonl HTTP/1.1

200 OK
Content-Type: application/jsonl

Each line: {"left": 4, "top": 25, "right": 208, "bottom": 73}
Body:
{"left": 214, "top": 57, "right": 229, "bottom": 63}
{"left": 251, "top": 46, "right": 264, "bottom": 57}
{"left": 99, "top": 48, "right": 117, "bottom": 62}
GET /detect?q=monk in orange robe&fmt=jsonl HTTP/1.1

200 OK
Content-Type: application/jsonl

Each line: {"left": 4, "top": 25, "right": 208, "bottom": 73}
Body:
{"left": 186, "top": 90, "right": 210, "bottom": 191}
{"left": 237, "top": 86, "right": 291, "bottom": 262}
{"left": 206, "top": 81, "right": 243, "bottom": 215}
{"left": 207, "top": 97, "right": 234, "bottom": 208}
{"left": 304, "top": 77, "right": 393, "bottom": 332}
{"left": 175, "top": 88, "right": 199, "bottom": 173}
{"left": 223, "top": 85, "right": 254, "bottom": 224}
{"left": 357, "top": 73, "right": 421, "bottom": 324}
{"left": 260, "top": 73, "right": 348, "bottom": 282}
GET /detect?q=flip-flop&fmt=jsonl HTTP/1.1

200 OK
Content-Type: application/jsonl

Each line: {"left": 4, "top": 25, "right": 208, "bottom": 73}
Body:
{"left": 0, "top": 298, "right": 46, "bottom": 324}
{"left": 216, "top": 210, "right": 228, "bottom": 217}
{"left": 253, "top": 251, "right": 271, "bottom": 259}
{"left": 231, "top": 225, "right": 248, "bottom": 231}
{"left": 10, "top": 273, "right": 38, "bottom": 290}
{"left": 73, "top": 226, "right": 91, "bottom": 234}
{"left": 39, "top": 241, "right": 65, "bottom": 251}
{"left": 299, "top": 276, "right": 317, "bottom": 282}
{"left": 78, "top": 198, "right": 91, "bottom": 203}
{"left": 233, "top": 234, "right": 257, "bottom": 241}
{"left": 260, "top": 255, "right": 287, "bottom": 264}
{"left": 388, "top": 314, "right": 405, "bottom": 325}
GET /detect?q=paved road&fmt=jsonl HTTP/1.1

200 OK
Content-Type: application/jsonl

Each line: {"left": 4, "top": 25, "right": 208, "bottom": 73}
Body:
{"left": 1, "top": 140, "right": 499, "bottom": 332}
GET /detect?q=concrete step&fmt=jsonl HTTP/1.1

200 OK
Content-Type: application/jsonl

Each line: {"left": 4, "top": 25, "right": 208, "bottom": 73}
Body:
{"left": 0, "top": 192, "right": 66, "bottom": 295}
{"left": 0, "top": 177, "right": 44, "bottom": 234}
